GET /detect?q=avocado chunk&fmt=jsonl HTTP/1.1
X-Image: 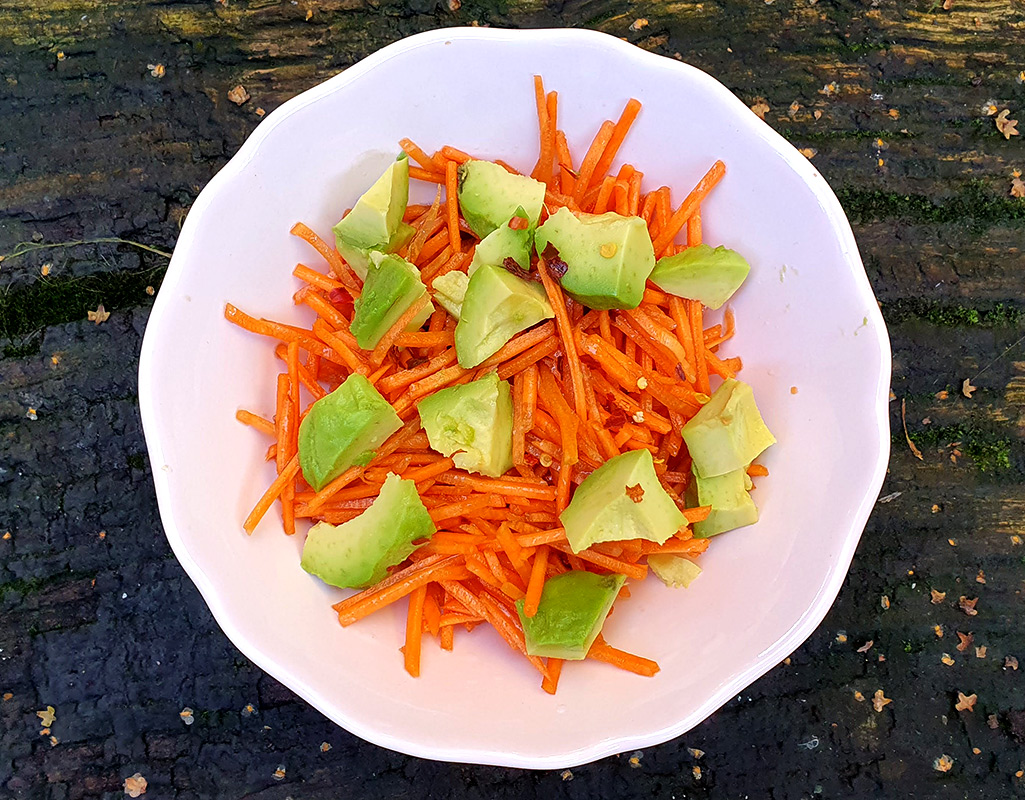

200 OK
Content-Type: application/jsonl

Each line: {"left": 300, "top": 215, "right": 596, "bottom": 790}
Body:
{"left": 649, "top": 244, "right": 751, "bottom": 310}
{"left": 300, "top": 472, "right": 435, "bottom": 589}
{"left": 516, "top": 570, "right": 626, "bottom": 660}
{"left": 681, "top": 378, "right": 776, "bottom": 479}
{"left": 336, "top": 222, "right": 415, "bottom": 281}
{"left": 454, "top": 264, "right": 554, "bottom": 368}
{"left": 416, "top": 371, "right": 513, "bottom": 477}
{"left": 457, "top": 160, "right": 546, "bottom": 239}
{"left": 332, "top": 154, "right": 411, "bottom": 278}
{"left": 534, "top": 207, "right": 655, "bottom": 310}
{"left": 468, "top": 207, "right": 532, "bottom": 274}
{"left": 560, "top": 448, "right": 686, "bottom": 553}
{"left": 297, "top": 374, "right": 402, "bottom": 491}
{"left": 686, "top": 466, "right": 758, "bottom": 538}
{"left": 430, "top": 270, "right": 469, "bottom": 320}
{"left": 349, "top": 252, "right": 433, "bottom": 350}
{"left": 647, "top": 554, "right": 702, "bottom": 588}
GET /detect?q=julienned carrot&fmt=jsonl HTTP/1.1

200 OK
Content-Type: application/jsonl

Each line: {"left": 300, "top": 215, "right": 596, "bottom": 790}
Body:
{"left": 236, "top": 409, "right": 275, "bottom": 436}
{"left": 688, "top": 208, "right": 702, "bottom": 247}
{"left": 541, "top": 657, "right": 563, "bottom": 694}
{"left": 651, "top": 160, "right": 726, "bottom": 255}
{"left": 531, "top": 75, "right": 552, "bottom": 186}
{"left": 369, "top": 293, "right": 432, "bottom": 367}
{"left": 394, "top": 330, "right": 453, "bottom": 348}
{"left": 293, "top": 263, "right": 345, "bottom": 293}
{"left": 336, "top": 561, "right": 471, "bottom": 626}
{"left": 588, "top": 97, "right": 642, "bottom": 193}
{"left": 243, "top": 454, "right": 300, "bottom": 535}
{"left": 522, "top": 545, "right": 549, "bottom": 617}
{"left": 588, "top": 636, "right": 660, "bottom": 677}
{"left": 290, "top": 222, "right": 362, "bottom": 295}
{"left": 689, "top": 300, "right": 711, "bottom": 394}
{"left": 404, "top": 585, "right": 427, "bottom": 677}
{"left": 573, "top": 120, "right": 616, "bottom": 204}
{"left": 399, "top": 138, "right": 444, "bottom": 173}
{"left": 445, "top": 160, "right": 461, "bottom": 254}
{"left": 537, "top": 256, "right": 586, "bottom": 421}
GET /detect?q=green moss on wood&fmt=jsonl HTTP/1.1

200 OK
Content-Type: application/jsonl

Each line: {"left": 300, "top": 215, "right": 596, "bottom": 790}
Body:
{"left": 837, "top": 181, "right": 1025, "bottom": 225}
{"left": 0, "top": 266, "right": 165, "bottom": 341}
{"left": 894, "top": 422, "right": 1015, "bottom": 474}
{"left": 882, "top": 299, "right": 1022, "bottom": 328}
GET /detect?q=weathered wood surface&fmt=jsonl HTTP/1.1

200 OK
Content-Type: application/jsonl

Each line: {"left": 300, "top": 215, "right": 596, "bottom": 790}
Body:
{"left": 2, "top": 1, "right": 1024, "bottom": 797}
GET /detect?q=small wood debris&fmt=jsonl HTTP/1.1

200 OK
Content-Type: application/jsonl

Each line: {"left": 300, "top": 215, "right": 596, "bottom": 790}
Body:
{"left": 561, "top": 770, "right": 573, "bottom": 781}
{"left": 228, "top": 85, "right": 251, "bottom": 105}
{"left": 819, "top": 82, "right": 839, "bottom": 96}
{"left": 942, "top": 0, "right": 953, "bottom": 9}
{"left": 688, "top": 747, "right": 705, "bottom": 758}
{"left": 888, "top": 108, "right": 900, "bottom": 119}
{"left": 933, "top": 754, "right": 954, "bottom": 772}
{"left": 986, "top": 714, "right": 999, "bottom": 729}
{"left": 790, "top": 386, "right": 799, "bottom": 394}
{"left": 88, "top": 305, "right": 110, "bottom": 325}
{"left": 306, "top": 7, "right": 315, "bottom": 19}
{"left": 798, "top": 147, "right": 818, "bottom": 159}
{"left": 98, "top": 531, "right": 106, "bottom": 540}
{"left": 878, "top": 491, "right": 901, "bottom": 504}
{"left": 2, "top": 533, "right": 10, "bottom": 541}
{"left": 625, "top": 484, "right": 644, "bottom": 503}
{"left": 961, "top": 378, "right": 976, "bottom": 398}
{"left": 36, "top": 706, "right": 56, "bottom": 728}
{"left": 148, "top": 63, "right": 165, "bottom": 78}
{"left": 857, "top": 640, "right": 874, "bottom": 653}
{"left": 255, "top": 107, "right": 266, "bottom": 117}
{"left": 958, "top": 596, "right": 978, "bottom": 616}
{"left": 179, "top": 707, "right": 194, "bottom": 725}
{"left": 995, "top": 109, "right": 1019, "bottom": 139}
{"left": 26, "top": 408, "right": 37, "bottom": 421}
{"left": 788, "top": 101, "right": 801, "bottom": 117}
{"left": 976, "top": 570, "right": 986, "bottom": 584}
{"left": 973, "top": 747, "right": 981, "bottom": 755}
{"left": 948, "top": 538, "right": 958, "bottom": 547}
{"left": 813, "top": 109, "right": 823, "bottom": 120}
{"left": 976, "top": 645, "right": 988, "bottom": 658}
{"left": 692, "top": 766, "right": 702, "bottom": 780}
{"left": 872, "top": 689, "right": 892, "bottom": 712}
{"left": 750, "top": 99, "right": 770, "bottom": 119}
{"left": 629, "top": 18, "right": 649, "bottom": 31}
{"left": 320, "top": 742, "right": 331, "bottom": 752}
{"left": 273, "top": 765, "right": 286, "bottom": 780}
{"left": 901, "top": 399, "right": 923, "bottom": 460}
{"left": 1005, "top": 656, "right": 1019, "bottom": 671}
{"left": 51, "top": 352, "right": 61, "bottom": 367}
{"left": 145, "top": 285, "right": 155, "bottom": 296}
{"left": 854, "top": 690, "right": 865, "bottom": 702}
{"left": 956, "top": 632, "right": 973, "bottom": 652}
{"left": 932, "top": 504, "right": 942, "bottom": 514}
{"left": 1012, "top": 170, "right": 1025, "bottom": 198}
{"left": 1012, "top": 535, "right": 1022, "bottom": 545}
{"left": 931, "top": 589, "right": 946, "bottom": 604}
{"left": 836, "top": 632, "right": 848, "bottom": 644}
{"left": 124, "top": 773, "right": 148, "bottom": 797}
{"left": 955, "top": 692, "right": 977, "bottom": 712}
{"left": 40, "top": 263, "right": 51, "bottom": 276}
{"left": 941, "top": 653, "right": 955, "bottom": 666}
{"left": 881, "top": 595, "right": 890, "bottom": 610}
{"left": 241, "top": 703, "right": 255, "bottom": 717}
{"left": 628, "top": 750, "right": 643, "bottom": 768}
{"left": 49, "top": 735, "right": 58, "bottom": 746}
{"left": 934, "top": 624, "right": 944, "bottom": 638}
{"left": 1017, "top": 770, "right": 1024, "bottom": 778}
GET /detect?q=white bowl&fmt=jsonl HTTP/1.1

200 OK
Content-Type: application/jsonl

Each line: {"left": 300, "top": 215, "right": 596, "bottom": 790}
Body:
{"left": 139, "top": 27, "right": 890, "bottom": 769}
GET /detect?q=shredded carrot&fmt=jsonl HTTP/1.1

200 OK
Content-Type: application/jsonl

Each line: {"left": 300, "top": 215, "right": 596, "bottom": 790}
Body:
{"left": 445, "top": 160, "right": 461, "bottom": 254}
{"left": 522, "top": 545, "right": 549, "bottom": 618}
{"left": 651, "top": 161, "right": 725, "bottom": 256}
{"left": 588, "top": 98, "right": 642, "bottom": 192}
{"left": 573, "top": 120, "right": 616, "bottom": 204}
{"left": 289, "top": 222, "right": 361, "bottom": 295}
{"left": 243, "top": 454, "right": 300, "bottom": 535}
{"left": 404, "top": 585, "right": 427, "bottom": 677}
{"left": 369, "top": 293, "right": 431, "bottom": 367}
{"left": 236, "top": 409, "right": 275, "bottom": 436}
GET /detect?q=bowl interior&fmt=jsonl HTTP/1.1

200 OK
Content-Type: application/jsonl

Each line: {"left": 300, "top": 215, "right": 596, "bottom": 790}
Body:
{"left": 140, "top": 28, "right": 889, "bottom": 768}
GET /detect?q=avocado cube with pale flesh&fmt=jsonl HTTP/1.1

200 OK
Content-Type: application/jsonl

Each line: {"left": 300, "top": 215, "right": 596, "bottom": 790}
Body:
{"left": 649, "top": 244, "right": 751, "bottom": 310}
{"left": 417, "top": 371, "right": 513, "bottom": 477}
{"left": 332, "top": 154, "right": 410, "bottom": 278}
{"left": 431, "top": 270, "right": 469, "bottom": 320}
{"left": 647, "top": 554, "right": 703, "bottom": 588}
{"left": 516, "top": 570, "right": 626, "bottom": 660}
{"left": 559, "top": 448, "right": 685, "bottom": 553}
{"left": 301, "top": 472, "right": 435, "bottom": 589}
{"left": 297, "top": 374, "right": 402, "bottom": 491}
{"left": 468, "top": 207, "right": 533, "bottom": 274}
{"left": 686, "top": 466, "right": 759, "bottom": 538}
{"left": 534, "top": 207, "right": 655, "bottom": 310}
{"left": 454, "top": 264, "right": 553, "bottom": 368}
{"left": 681, "top": 378, "right": 776, "bottom": 479}
{"left": 349, "top": 252, "right": 433, "bottom": 350}
{"left": 457, "top": 160, "right": 546, "bottom": 239}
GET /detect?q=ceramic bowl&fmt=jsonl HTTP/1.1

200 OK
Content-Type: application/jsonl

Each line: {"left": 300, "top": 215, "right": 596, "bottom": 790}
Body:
{"left": 139, "top": 27, "right": 891, "bottom": 769}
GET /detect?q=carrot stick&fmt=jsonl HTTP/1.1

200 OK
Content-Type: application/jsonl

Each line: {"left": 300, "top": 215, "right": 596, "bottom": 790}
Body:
{"left": 587, "top": 636, "right": 660, "bottom": 677}
{"left": 537, "top": 256, "right": 586, "bottom": 421}
{"left": 378, "top": 348, "right": 458, "bottom": 395}
{"left": 439, "top": 623, "right": 454, "bottom": 651}
{"left": 335, "top": 560, "right": 470, "bottom": 626}
{"left": 404, "top": 585, "right": 427, "bottom": 677}
{"left": 312, "top": 319, "right": 368, "bottom": 376}
{"left": 555, "top": 130, "right": 576, "bottom": 196}
{"left": 688, "top": 208, "right": 702, "bottom": 247}
{"left": 445, "top": 160, "right": 461, "bottom": 254}
{"left": 438, "top": 473, "right": 557, "bottom": 501}
{"left": 522, "top": 545, "right": 549, "bottom": 618}
{"left": 409, "top": 166, "right": 445, "bottom": 184}
{"left": 236, "top": 409, "right": 275, "bottom": 436}
{"left": 551, "top": 543, "right": 647, "bottom": 581}
{"left": 689, "top": 301, "right": 710, "bottom": 394}
{"left": 651, "top": 161, "right": 725, "bottom": 256}
{"left": 477, "top": 320, "right": 557, "bottom": 371}
{"left": 293, "top": 263, "right": 345, "bottom": 293}
{"left": 572, "top": 120, "right": 616, "bottom": 204}
{"left": 512, "top": 371, "right": 529, "bottom": 468}
{"left": 428, "top": 494, "right": 502, "bottom": 524}
{"left": 541, "top": 657, "right": 563, "bottom": 694}
{"left": 624, "top": 307, "right": 696, "bottom": 384}
{"left": 531, "top": 75, "right": 552, "bottom": 185}
{"left": 440, "top": 145, "right": 471, "bottom": 164}
{"left": 589, "top": 98, "right": 642, "bottom": 192}
{"left": 495, "top": 336, "right": 560, "bottom": 380}
{"left": 299, "top": 289, "right": 349, "bottom": 329}
{"left": 394, "top": 330, "right": 453, "bottom": 349}
{"left": 399, "top": 138, "right": 444, "bottom": 172}
{"left": 243, "top": 454, "right": 300, "bottom": 535}
{"left": 515, "top": 528, "right": 567, "bottom": 548}
{"left": 290, "top": 222, "right": 361, "bottom": 295}
{"left": 369, "top": 293, "right": 431, "bottom": 367}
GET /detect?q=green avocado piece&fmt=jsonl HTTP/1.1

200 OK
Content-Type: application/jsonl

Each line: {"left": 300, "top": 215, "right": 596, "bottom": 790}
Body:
{"left": 457, "top": 160, "right": 546, "bottom": 239}
{"left": 559, "top": 448, "right": 686, "bottom": 553}
{"left": 336, "top": 221, "right": 414, "bottom": 280}
{"left": 468, "top": 207, "right": 532, "bottom": 274}
{"left": 416, "top": 371, "right": 513, "bottom": 477}
{"left": 332, "top": 154, "right": 410, "bottom": 278}
{"left": 300, "top": 472, "right": 436, "bottom": 589}
{"left": 297, "top": 374, "right": 402, "bottom": 491}
{"left": 681, "top": 378, "right": 776, "bottom": 479}
{"left": 647, "top": 554, "right": 703, "bottom": 587}
{"left": 649, "top": 244, "right": 751, "bottom": 310}
{"left": 534, "top": 207, "right": 655, "bottom": 310}
{"left": 349, "top": 252, "right": 433, "bottom": 350}
{"left": 516, "top": 570, "right": 626, "bottom": 660}
{"left": 685, "top": 466, "right": 758, "bottom": 538}
{"left": 431, "top": 270, "right": 469, "bottom": 320}
{"left": 454, "top": 264, "right": 554, "bottom": 368}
